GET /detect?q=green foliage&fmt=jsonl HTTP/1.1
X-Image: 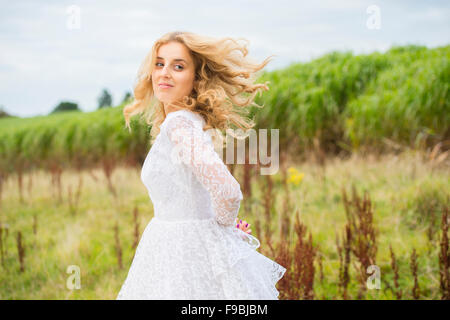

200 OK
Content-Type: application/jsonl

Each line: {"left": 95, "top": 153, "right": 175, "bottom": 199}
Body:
{"left": 51, "top": 101, "right": 80, "bottom": 114}
{"left": 121, "top": 92, "right": 132, "bottom": 104}
{"left": 344, "top": 45, "right": 449, "bottom": 149}
{"left": 0, "top": 102, "right": 150, "bottom": 173}
{"left": 97, "top": 89, "right": 113, "bottom": 109}
{"left": 0, "top": 154, "right": 447, "bottom": 299}
{"left": 0, "top": 44, "right": 448, "bottom": 173}
{"left": 398, "top": 180, "right": 450, "bottom": 231}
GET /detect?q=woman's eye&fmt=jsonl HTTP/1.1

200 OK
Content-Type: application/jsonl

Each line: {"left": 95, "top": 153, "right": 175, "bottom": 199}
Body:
{"left": 155, "top": 62, "right": 183, "bottom": 70}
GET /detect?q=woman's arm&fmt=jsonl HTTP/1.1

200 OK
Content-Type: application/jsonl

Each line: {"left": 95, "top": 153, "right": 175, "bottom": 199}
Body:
{"left": 165, "top": 114, "right": 243, "bottom": 227}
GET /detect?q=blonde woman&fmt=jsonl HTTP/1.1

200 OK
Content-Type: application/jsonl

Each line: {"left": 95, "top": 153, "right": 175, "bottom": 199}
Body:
{"left": 117, "top": 31, "right": 286, "bottom": 299}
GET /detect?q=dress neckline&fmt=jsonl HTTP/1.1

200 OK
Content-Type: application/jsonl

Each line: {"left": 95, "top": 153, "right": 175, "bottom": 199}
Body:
{"left": 163, "top": 109, "right": 205, "bottom": 125}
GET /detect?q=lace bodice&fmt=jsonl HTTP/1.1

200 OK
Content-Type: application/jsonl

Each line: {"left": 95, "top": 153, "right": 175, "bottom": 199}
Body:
{"left": 141, "top": 109, "right": 243, "bottom": 227}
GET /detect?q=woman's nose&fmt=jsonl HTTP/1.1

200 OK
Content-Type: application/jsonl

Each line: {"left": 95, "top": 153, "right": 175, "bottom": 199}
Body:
{"left": 161, "top": 65, "right": 171, "bottom": 77}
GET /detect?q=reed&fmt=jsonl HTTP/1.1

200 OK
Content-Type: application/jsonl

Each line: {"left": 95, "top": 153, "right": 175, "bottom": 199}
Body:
{"left": 438, "top": 206, "right": 449, "bottom": 300}
{"left": 67, "top": 185, "right": 75, "bottom": 216}
{"left": 132, "top": 206, "right": 140, "bottom": 250}
{"left": 342, "top": 185, "right": 378, "bottom": 299}
{"left": 49, "top": 162, "right": 63, "bottom": 205}
{"left": 31, "top": 214, "right": 38, "bottom": 249}
{"left": 1, "top": 222, "right": 8, "bottom": 259}
{"left": 292, "top": 211, "right": 317, "bottom": 299}
{"left": 253, "top": 213, "right": 261, "bottom": 243}
{"left": 279, "top": 152, "right": 291, "bottom": 239}
{"left": 270, "top": 237, "right": 294, "bottom": 300}
{"left": 0, "top": 222, "right": 4, "bottom": 267}
{"left": 317, "top": 252, "right": 324, "bottom": 284}
{"left": 389, "top": 244, "right": 402, "bottom": 299}
{"left": 16, "top": 167, "right": 25, "bottom": 204}
{"left": 68, "top": 174, "right": 83, "bottom": 216}
{"left": 27, "top": 170, "right": 33, "bottom": 202}
{"left": 16, "top": 231, "right": 25, "bottom": 272}
{"left": 242, "top": 155, "right": 252, "bottom": 198}
{"left": 32, "top": 214, "right": 37, "bottom": 236}
{"left": 113, "top": 222, "right": 123, "bottom": 270}
{"left": 103, "top": 158, "right": 117, "bottom": 199}
{"left": 75, "top": 174, "right": 83, "bottom": 207}
{"left": 410, "top": 248, "right": 420, "bottom": 299}
{"left": 336, "top": 224, "right": 351, "bottom": 299}
{"left": 0, "top": 171, "right": 5, "bottom": 208}
{"left": 261, "top": 174, "right": 273, "bottom": 245}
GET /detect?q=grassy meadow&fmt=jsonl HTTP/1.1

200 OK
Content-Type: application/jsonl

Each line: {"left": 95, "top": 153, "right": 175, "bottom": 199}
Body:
{"left": 0, "top": 150, "right": 448, "bottom": 299}
{"left": 0, "top": 44, "right": 449, "bottom": 299}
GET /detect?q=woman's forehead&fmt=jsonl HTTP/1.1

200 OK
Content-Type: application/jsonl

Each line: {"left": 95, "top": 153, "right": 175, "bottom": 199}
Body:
{"left": 157, "top": 42, "right": 192, "bottom": 62}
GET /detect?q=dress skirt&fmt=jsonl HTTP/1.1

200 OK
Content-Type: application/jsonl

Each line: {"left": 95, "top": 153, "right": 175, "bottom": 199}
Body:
{"left": 116, "top": 216, "right": 286, "bottom": 300}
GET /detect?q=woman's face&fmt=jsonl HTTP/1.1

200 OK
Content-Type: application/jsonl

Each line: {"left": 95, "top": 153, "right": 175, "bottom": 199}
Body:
{"left": 151, "top": 41, "right": 196, "bottom": 111}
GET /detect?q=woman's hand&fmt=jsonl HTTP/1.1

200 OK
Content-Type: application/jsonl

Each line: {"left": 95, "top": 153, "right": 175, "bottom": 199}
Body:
{"left": 236, "top": 219, "right": 252, "bottom": 235}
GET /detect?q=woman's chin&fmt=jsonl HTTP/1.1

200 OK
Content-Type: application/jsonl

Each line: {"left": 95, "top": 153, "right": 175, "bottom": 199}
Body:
{"left": 155, "top": 95, "right": 172, "bottom": 103}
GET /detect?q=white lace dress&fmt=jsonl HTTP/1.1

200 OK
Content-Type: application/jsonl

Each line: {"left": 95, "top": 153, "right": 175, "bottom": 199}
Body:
{"left": 116, "top": 109, "right": 286, "bottom": 300}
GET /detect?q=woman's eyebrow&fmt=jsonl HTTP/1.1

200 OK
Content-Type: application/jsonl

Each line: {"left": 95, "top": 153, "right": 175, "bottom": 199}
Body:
{"left": 156, "top": 56, "right": 188, "bottom": 64}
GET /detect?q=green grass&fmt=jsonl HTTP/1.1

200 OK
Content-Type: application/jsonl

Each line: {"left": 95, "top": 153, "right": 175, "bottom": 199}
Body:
{"left": 0, "top": 151, "right": 448, "bottom": 299}
{"left": 0, "top": 44, "right": 448, "bottom": 176}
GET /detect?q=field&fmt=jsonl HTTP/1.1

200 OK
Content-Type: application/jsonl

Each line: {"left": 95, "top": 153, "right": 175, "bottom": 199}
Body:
{"left": 0, "top": 150, "right": 448, "bottom": 299}
{"left": 0, "top": 44, "right": 449, "bottom": 299}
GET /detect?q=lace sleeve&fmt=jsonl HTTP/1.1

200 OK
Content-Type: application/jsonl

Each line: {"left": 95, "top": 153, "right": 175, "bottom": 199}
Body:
{"left": 165, "top": 114, "right": 243, "bottom": 227}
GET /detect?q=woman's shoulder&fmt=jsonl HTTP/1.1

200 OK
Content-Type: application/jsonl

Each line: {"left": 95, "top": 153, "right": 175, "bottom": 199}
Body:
{"left": 163, "top": 109, "right": 205, "bottom": 128}
{"left": 161, "top": 109, "right": 215, "bottom": 146}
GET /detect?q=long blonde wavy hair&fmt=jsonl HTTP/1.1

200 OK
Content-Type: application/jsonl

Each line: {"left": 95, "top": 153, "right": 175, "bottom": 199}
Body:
{"left": 123, "top": 31, "right": 275, "bottom": 146}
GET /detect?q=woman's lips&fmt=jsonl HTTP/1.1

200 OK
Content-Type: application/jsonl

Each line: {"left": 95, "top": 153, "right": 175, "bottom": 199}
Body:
{"left": 159, "top": 84, "right": 173, "bottom": 89}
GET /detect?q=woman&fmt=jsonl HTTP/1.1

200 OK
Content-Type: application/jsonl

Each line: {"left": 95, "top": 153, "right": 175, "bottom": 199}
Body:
{"left": 117, "top": 31, "right": 286, "bottom": 299}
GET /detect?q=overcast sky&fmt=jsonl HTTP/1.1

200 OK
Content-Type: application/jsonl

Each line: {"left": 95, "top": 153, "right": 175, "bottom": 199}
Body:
{"left": 1, "top": 0, "right": 449, "bottom": 118}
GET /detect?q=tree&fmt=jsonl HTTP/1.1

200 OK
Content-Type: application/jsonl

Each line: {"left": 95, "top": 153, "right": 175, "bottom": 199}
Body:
{"left": 0, "top": 105, "right": 12, "bottom": 118}
{"left": 121, "top": 91, "right": 132, "bottom": 104}
{"left": 98, "top": 89, "right": 113, "bottom": 109}
{"left": 51, "top": 101, "right": 80, "bottom": 114}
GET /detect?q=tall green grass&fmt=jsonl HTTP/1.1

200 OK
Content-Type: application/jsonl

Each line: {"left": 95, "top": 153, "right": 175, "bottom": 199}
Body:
{"left": 0, "top": 44, "right": 448, "bottom": 175}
